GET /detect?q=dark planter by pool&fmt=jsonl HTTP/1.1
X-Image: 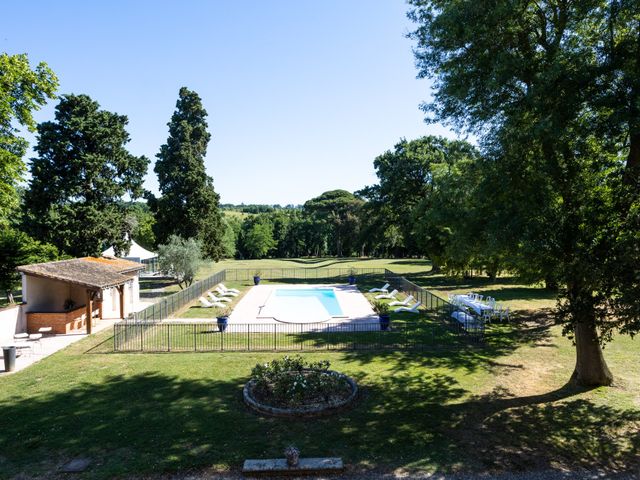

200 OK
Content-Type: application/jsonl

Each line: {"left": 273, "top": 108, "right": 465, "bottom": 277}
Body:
{"left": 253, "top": 276, "right": 261, "bottom": 285}
{"left": 348, "top": 275, "right": 356, "bottom": 285}
{"left": 217, "top": 316, "right": 228, "bottom": 332}
{"left": 379, "top": 314, "right": 390, "bottom": 331}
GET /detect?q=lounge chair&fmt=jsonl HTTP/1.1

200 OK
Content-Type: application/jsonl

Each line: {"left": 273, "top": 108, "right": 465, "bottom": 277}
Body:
{"left": 389, "top": 295, "right": 414, "bottom": 306}
{"left": 369, "top": 283, "right": 390, "bottom": 293}
{"left": 207, "top": 291, "right": 232, "bottom": 303}
{"left": 374, "top": 289, "right": 398, "bottom": 300}
{"left": 215, "top": 286, "right": 238, "bottom": 297}
{"left": 393, "top": 301, "right": 422, "bottom": 313}
{"left": 219, "top": 283, "right": 240, "bottom": 294}
{"left": 199, "top": 297, "right": 226, "bottom": 308}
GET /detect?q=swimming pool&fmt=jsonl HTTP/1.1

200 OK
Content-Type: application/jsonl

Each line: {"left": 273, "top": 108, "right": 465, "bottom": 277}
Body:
{"left": 259, "top": 287, "right": 345, "bottom": 323}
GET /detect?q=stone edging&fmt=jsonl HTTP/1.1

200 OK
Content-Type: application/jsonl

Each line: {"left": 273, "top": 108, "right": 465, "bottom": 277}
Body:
{"left": 243, "top": 370, "right": 358, "bottom": 417}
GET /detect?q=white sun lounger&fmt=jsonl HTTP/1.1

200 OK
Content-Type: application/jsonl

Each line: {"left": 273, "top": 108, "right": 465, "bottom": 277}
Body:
{"left": 215, "top": 286, "right": 238, "bottom": 297}
{"left": 207, "top": 291, "right": 232, "bottom": 303}
{"left": 389, "top": 295, "right": 414, "bottom": 306}
{"left": 219, "top": 283, "right": 240, "bottom": 294}
{"left": 199, "top": 297, "right": 226, "bottom": 308}
{"left": 393, "top": 301, "right": 422, "bottom": 313}
{"left": 375, "top": 289, "right": 398, "bottom": 300}
{"left": 369, "top": 283, "right": 390, "bottom": 293}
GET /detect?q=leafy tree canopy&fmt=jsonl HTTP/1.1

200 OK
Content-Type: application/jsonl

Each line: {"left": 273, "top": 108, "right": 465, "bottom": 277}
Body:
{"left": 23, "top": 94, "right": 149, "bottom": 257}
{"left": 303, "top": 190, "right": 364, "bottom": 257}
{"left": 0, "top": 53, "right": 58, "bottom": 223}
{"left": 157, "top": 235, "right": 202, "bottom": 289}
{"left": 0, "top": 228, "right": 59, "bottom": 303}
{"left": 408, "top": 0, "right": 640, "bottom": 386}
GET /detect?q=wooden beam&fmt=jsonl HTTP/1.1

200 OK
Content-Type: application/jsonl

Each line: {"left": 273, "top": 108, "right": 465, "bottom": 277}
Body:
{"left": 86, "top": 290, "right": 93, "bottom": 334}
{"left": 118, "top": 284, "right": 125, "bottom": 319}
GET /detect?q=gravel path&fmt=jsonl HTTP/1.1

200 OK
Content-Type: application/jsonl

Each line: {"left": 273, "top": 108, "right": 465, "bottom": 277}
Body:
{"left": 126, "top": 466, "right": 639, "bottom": 480}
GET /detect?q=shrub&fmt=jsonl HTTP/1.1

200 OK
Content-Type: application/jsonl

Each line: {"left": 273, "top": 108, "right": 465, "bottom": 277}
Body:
{"left": 250, "top": 356, "right": 350, "bottom": 407}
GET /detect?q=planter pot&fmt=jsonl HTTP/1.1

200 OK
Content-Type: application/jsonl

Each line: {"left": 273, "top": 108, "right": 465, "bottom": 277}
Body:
{"left": 379, "top": 314, "right": 390, "bottom": 331}
{"left": 348, "top": 275, "right": 356, "bottom": 285}
{"left": 217, "top": 316, "right": 228, "bottom": 332}
{"left": 253, "top": 276, "right": 261, "bottom": 285}
{"left": 285, "top": 450, "right": 300, "bottom": 467}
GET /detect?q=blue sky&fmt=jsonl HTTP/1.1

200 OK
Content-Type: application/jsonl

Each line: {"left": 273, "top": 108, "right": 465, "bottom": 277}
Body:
{"left": 5, "top": 0, "right": 455, "bottom": 205}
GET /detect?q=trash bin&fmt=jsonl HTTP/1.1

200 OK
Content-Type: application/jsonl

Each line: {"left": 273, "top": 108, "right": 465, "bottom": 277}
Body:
{"left": 2, "top": 346, "right": 16, "bottom": 372}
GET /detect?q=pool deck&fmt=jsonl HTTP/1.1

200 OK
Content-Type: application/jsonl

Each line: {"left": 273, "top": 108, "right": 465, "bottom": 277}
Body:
{"left": 229, "top": 284, "right": 377, "bottom": 325}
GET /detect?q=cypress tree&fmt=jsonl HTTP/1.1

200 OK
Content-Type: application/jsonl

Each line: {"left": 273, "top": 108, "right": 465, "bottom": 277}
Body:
{"left": 151, "top": 87, "right": 223, "bottom": 260}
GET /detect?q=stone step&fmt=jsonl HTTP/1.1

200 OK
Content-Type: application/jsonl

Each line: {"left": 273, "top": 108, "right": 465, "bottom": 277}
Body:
{"left": 242, "top": 457, "right": 344, "bottom": 476}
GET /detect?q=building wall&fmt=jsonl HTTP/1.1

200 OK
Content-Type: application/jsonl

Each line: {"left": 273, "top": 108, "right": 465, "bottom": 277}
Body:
{"left": 23, "top": 276, "right": 72, "bottom": 313}
{"left": 0, "top": 305, "right": 25, "bottom": 343}
{"left": 97, "top": 275, "right": 140, "bottom": 319}
{"left": 21, "top": 273, "right": 140, "bottom": 321}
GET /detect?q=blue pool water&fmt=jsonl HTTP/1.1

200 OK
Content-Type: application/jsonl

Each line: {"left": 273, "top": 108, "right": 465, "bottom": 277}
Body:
{"left": 274, "top": 288, "right": 343, "bottom": 316}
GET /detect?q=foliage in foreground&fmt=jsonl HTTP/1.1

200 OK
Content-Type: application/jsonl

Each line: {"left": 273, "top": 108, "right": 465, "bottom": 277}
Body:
{"left": 407, "top": 0, "right": 640, "bottom": 386}
{"left": 0, "top": 228, "right": 59, "bottom": 302}
{"left": 0, "top": 52, "right": 58, "bottom": 225}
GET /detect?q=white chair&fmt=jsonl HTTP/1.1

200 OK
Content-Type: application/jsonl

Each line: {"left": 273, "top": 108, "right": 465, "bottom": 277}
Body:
{"left": 393, "top": 301, "right": 422, "bottom": 313}
{"left": 219, "top": 283, "right": 240, "bottom": 294}
{"left": 375, "top": 289, "right": 398, "bottom": 300}
{"left": 208, "top": 291, "right": 232, "bottom": 303}
{"left": 199, "top": 297, "right": 226, "bottom": 308}
{"left": 389, "top": 295, "right": 414, "bottom": 306}
{"left": 369, "top": 283, "right": 390, "bottom": 293}
{"left": 481, "top": 309, "right": 492, "bottom": 324}
{"left": 215, "top": 286, "right": 238, "bottom": 297}
{"left": 28, "top": 333, "right": 43, "bottom": 354}
{"left": 499, "top": 307, "right": 510, "bottom": 322}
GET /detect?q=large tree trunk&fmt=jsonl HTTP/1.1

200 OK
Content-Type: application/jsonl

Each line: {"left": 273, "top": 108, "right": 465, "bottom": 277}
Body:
{"left": 544, "top": 275, "right": 558, "bottom": 291}
{"left": 566, "top": 281, "right": 613, "bottom": 386}
{"left": 571, "top": 321, "right": 613, "bottom": 386}
{"left": 430, "top": 260, "right": 441, "bottom": 274}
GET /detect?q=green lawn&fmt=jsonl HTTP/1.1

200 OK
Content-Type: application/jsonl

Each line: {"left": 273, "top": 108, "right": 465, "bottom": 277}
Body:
{"left": 36, "top": 257, "right": 633, "bottom": 478}
{"left": 0, "top": 322, "right": 638, "bottom": 479}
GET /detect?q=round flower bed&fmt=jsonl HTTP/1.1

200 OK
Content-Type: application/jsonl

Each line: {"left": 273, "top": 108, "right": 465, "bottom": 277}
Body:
{"left": 243, "top": 356, "right": 358, "bottom": 417}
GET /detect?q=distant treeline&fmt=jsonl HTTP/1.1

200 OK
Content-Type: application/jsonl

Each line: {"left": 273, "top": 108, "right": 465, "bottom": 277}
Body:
{"left": 220, "top": 204, "right": 301, "bottom": 214}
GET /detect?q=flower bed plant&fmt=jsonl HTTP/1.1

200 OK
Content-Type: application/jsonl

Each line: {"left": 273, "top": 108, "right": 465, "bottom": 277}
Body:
{"left": 249, "top": 356, "right": 353, "bottom": 409}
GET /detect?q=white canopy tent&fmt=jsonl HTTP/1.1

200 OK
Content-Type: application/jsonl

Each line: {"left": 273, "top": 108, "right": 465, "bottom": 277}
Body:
{"left": 102, "top": 239, "right": 157, "bottom": 262}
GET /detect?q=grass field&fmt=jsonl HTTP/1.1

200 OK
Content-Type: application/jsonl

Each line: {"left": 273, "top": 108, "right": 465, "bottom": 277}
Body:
{"left": 0, "top": 321, "right": 638, "bottom": 479}
{"left": 3, "top": 258, "right": 635, "bottom": 478}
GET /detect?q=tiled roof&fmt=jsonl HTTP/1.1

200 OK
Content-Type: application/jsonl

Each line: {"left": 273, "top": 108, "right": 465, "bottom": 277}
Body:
{"left": 17, "top": 257, "right": 144, "bottom": 290}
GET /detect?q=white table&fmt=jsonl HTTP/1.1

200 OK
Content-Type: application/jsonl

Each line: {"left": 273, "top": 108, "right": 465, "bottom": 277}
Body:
{"left": 454, "top": 295, "right": 492, "bottom": 315}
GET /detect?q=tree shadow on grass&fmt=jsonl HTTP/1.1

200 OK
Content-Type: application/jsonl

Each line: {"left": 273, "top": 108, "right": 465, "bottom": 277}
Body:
{"left": 4, "top": 363, "right": 636, "bottom": 478}
{"left": 356, "top": 374, "right": 640, "bottom": 474}
{"left": 285, "top": 258, "right": 378, "bottom": 267}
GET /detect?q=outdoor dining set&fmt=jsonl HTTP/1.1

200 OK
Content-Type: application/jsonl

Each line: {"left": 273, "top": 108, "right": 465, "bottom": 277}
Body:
{"left": 449, "top": 293, "right": 510, "bottom": 324}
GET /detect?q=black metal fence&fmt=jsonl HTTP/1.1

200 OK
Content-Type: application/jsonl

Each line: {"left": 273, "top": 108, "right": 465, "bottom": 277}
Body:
{"left": 121, "top": 267, "right": 482, "bottom": 352}
{"left": 131, "top": 270, "right": 227, "bottom": 322}
{"left": 225, "top": 268, "right": 385, "bottom": 282}
{"left": 384, "top": 269, "right": 456, "bottom": 323}
{"left": 113, "top": 320, "right": 479, "bottom": 352}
